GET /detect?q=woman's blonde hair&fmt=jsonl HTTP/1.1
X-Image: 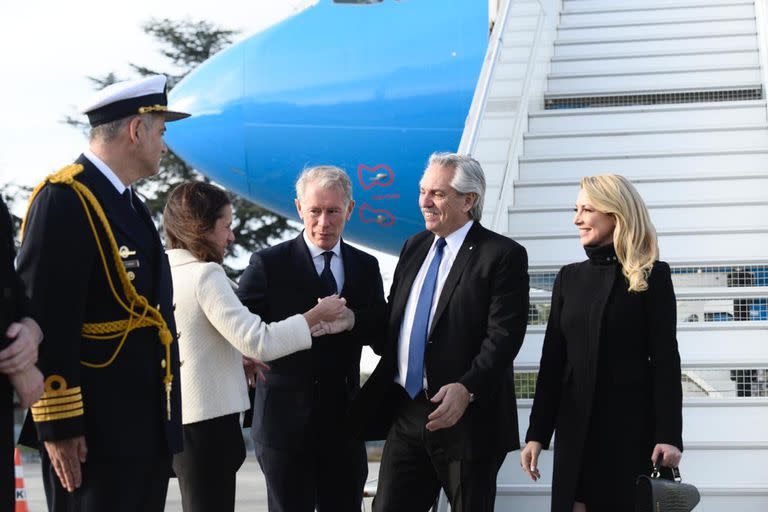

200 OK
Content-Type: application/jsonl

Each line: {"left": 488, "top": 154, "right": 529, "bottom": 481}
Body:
{"left": 580, "top": 174, "right": 659, "bottom": 292}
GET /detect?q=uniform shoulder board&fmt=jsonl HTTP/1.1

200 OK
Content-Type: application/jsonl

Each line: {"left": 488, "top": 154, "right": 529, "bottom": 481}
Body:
{"left": 46, "top": 164, "right": 85, "bottom": 185}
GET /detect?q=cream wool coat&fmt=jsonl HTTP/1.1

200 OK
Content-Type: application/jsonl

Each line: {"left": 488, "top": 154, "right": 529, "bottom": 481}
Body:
{"left": 168, "top": 248, "right": 311, "bottom": 424}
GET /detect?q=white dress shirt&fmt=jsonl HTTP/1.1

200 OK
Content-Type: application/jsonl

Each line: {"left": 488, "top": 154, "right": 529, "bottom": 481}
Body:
{"left": 396, "top": 220, "right": 474, "bottom": 389}
{"left": 83, "top": 149, "right": 127, "bottom": 194}
{"left": 303, "top": 230, "right": 345, "bottom": 293}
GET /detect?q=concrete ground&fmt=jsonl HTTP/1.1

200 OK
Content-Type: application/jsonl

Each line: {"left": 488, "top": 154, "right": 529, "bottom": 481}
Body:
{"left": 20, "top": 459, "right": 381, "bottom": 511}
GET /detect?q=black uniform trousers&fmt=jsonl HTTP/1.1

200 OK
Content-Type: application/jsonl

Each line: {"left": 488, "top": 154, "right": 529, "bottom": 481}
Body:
{"left": 373, "top": 390, "right": 505, "bottom": 512}
{"left": 40, "top": 450, "right": 171, "bottom": 512}
{"left": 0, "top": 383, "right": 13, "bottom": 512}
{"left": 172, "top": 413, "right": 246, "bottom": 512}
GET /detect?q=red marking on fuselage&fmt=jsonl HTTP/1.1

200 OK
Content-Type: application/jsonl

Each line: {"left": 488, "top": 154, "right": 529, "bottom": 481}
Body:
{"left": 359, "top": 203, "right": 395, "bottom": 227}
{"left": 358, "top": 164, "right": 395, "bottom": 190}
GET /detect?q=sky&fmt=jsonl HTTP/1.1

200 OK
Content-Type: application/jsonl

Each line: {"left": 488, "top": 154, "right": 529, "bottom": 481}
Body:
{"left": 0, "top": 0, "right": 317, "bottom": 189}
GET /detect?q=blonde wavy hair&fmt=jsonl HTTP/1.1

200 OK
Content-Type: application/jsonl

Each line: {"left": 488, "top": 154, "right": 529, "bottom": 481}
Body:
{"left": 580, "top": 174, "right": 659, "bottom": 292}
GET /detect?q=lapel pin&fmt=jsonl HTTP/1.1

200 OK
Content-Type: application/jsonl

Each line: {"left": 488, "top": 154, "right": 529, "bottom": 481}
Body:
{"left": 119, "top": 246, "right": 137, "bottom": 259}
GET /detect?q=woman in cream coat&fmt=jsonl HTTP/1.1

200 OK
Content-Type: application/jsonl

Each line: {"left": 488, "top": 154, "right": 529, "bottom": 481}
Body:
{"left": 163, "top": 182, "right": 350, "bottom": 512}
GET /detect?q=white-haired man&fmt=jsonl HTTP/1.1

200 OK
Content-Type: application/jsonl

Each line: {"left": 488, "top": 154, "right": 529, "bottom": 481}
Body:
{"left": 350, "top": 153, "right": 530, "bottom": 511}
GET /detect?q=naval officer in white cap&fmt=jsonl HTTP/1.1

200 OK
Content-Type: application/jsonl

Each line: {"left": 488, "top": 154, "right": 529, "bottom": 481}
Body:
{"left": 17, "top": 75, "right": 189, "bottom": 511}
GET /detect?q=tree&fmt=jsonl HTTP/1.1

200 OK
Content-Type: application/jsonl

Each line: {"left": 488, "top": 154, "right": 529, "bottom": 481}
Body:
{"left": 0, "top": 182, "right": 32, "bottom": 245}
{"left": 66, "top": 18, "right": 295, "bottom": 275}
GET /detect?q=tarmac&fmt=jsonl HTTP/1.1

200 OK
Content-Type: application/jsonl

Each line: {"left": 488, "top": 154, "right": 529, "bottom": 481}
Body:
{"left": 21, "top": 459, "right": 381, "bottom": 511}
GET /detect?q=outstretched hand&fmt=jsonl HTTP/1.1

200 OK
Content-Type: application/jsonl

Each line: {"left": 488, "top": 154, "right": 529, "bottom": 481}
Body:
{"left": 310, "top": 307, "right": 355, "bottom": 337}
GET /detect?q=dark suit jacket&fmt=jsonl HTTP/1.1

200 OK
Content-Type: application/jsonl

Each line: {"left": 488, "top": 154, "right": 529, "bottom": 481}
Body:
{"left": 349, "top": 222, "right": 529, "bottom": 459}
{"left": 0, "top": 198, "right": 31, "bottom": 509}
{"left": 1, "top": 199, "right": 31, "bottom": 349}
{"left": 16, "top": 155, "right": 182, "bottom": 460}
{"left": 237, "top": 233, "right": 385, "bottom": 451}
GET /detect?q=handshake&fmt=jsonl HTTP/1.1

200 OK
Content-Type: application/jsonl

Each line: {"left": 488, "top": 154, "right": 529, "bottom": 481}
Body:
{"left": 304, "top": 295, "right": 355, "bottom": 337}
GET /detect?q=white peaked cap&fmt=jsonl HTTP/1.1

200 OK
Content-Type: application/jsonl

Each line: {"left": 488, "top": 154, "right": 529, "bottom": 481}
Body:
{"left": 80, "top": 75, "right": 190, "bottom": 127}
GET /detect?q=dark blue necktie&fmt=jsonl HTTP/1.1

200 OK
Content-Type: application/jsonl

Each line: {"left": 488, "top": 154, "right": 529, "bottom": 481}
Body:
{"left": 122, "top": 188, "right": 136, "bottom": 213}
{"left": 320, "top": 251, "right": 337, "bottom": 295}
{"left": 405, "top": 237, "right": 447, "bottom": 398}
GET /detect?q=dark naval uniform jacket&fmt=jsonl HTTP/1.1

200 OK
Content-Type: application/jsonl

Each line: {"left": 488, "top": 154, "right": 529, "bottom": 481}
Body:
{"left": 16, "top": 155, "right": 182, "bottom": 460}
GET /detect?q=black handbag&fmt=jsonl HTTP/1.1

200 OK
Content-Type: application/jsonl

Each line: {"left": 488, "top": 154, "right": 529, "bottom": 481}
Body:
{"left": 635, "top": 462, "right": 700, "bottom": 512}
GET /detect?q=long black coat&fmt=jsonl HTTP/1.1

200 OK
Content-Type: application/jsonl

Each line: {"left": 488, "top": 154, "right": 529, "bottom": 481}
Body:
{"left": 16, "top": 156, "right": 182, "bottom": 459}
{"left": 525, "top": 248, "right": 683, "bottom": 512}
{"left": 349, "top": 222, "right": 530, "bottom": 459}
{"left": 0, "top": 198, "right": 33, "bottom": 510}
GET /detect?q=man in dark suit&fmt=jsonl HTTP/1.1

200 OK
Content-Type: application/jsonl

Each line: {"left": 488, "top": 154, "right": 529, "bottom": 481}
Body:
{"left": 349, "top": 153, "right": 529, "bottom": 512}
{"left": 16, "top": 75, "right": 189, "bottom": 511}
{"left": 0, "top": 198, "right": 44, "bottom": 510}
{"left": 237, "top": 165, "right": 386, "bottom": 512}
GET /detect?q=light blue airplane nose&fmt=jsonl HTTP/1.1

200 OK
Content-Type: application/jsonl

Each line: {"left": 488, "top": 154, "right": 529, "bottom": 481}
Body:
{"left": 167, "top": 43, "right": 247, "bottom": 196}
{"left": 166, "top": 0, "right": 486, "bottom": 253}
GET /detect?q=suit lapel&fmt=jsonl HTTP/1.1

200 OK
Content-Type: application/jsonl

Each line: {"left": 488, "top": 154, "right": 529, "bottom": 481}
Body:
{"left": 390, "top": 233, "right": 433, "bottom": 329}
{"left": 339, "top": 238, "right": 354, "bottom": 297}
{"left": 293, "top": 233, "right": 327, "bottom": 298}
{"left": 427, "top": 223, "right": 481, "bottom": 339}
{"left": 76, "top": 156, "right": 154, "bottom": 257}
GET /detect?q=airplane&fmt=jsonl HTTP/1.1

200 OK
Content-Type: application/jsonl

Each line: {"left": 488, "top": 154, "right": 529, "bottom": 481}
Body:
{"left": 165, "top": 0, "right": 488, "bottom": 255}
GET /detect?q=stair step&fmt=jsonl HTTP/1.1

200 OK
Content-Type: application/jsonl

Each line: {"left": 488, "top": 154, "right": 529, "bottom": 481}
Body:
{"left": 494, "top": 444, "right": 768, "bottom": 486}
{"left": 563, "top": 0, "right": 752, "bottom": 8}
{"left": 507, "top": 227, "right": 767, "bottom": 266}
{"left": 550, "top": 48, "right": 758, "bottom": 74}
{"left": 562, "top": 0, "right": 753, "bottom": 14}
{"left": 521, "top": 125, "right": 768, "bottom": 156}
{"left": 516, "top": 148, "right": 768, "bottom": 179}
{"left": 543, "top": 86, "right": 763, "bottom": 109}
{"left": 554, "top": 32, "right": 757, "bottom": 57}
{"left": 524, "top": 100, "right": 768, "bottom": 132}
{"left": 511, "top": 171, "right": 768, "bottom": 206}
{"left": 561, "top": 3, "right": 754, "bottom": 26}
{"left": 557, "top": 17, "right": 755, "bottom": 39}
{"left": 493, "top": 485, "right": 768, "bottom": 512}
{"left": 519, "top": 325, "right": 768, "bottom": 368}
{"left": 508, "top": 199, "right": 768, "bottom": 234}
{"left": 547, "top": 66, "right": 761, "bottom": 94}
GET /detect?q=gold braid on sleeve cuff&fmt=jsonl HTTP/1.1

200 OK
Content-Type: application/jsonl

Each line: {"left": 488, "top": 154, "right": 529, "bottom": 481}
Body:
{"left": 31, "top": 375, "right": 84, "bottom": 422}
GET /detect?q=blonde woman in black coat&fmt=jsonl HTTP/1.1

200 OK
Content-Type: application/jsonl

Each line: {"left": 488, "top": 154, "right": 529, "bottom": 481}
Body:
{"left": 520, "top": 174, "right": 683, "bottom": 512}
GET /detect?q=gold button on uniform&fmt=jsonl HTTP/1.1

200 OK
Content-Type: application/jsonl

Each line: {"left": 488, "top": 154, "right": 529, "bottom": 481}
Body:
{"left": 127, "top": 271, "right": 136, "bottom": 281}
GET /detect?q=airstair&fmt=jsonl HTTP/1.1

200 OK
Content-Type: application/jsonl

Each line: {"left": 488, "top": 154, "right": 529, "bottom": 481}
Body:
{"left": 452, "top": 0, "right": 768, "bottom": 509}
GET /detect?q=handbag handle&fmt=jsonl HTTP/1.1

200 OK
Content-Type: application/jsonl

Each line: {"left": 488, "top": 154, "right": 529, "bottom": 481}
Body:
{"left": 652, "top": 459, "right": 682, "bottom": 483}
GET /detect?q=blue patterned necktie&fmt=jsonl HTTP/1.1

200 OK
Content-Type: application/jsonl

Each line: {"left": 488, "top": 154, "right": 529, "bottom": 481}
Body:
{"left": 405, "top": 237, "right": 447, "bottom": 398}
{"left": 320, "top": 251, "right": 337, "bottom": 295}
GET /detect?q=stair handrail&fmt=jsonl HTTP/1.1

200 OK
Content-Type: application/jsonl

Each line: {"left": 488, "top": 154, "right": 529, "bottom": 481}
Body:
{"left": 756, "top": 0, "right": 768, "bottom": 121}
{"left": 459, "top": 0, "right": 518, "bottom": 156}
